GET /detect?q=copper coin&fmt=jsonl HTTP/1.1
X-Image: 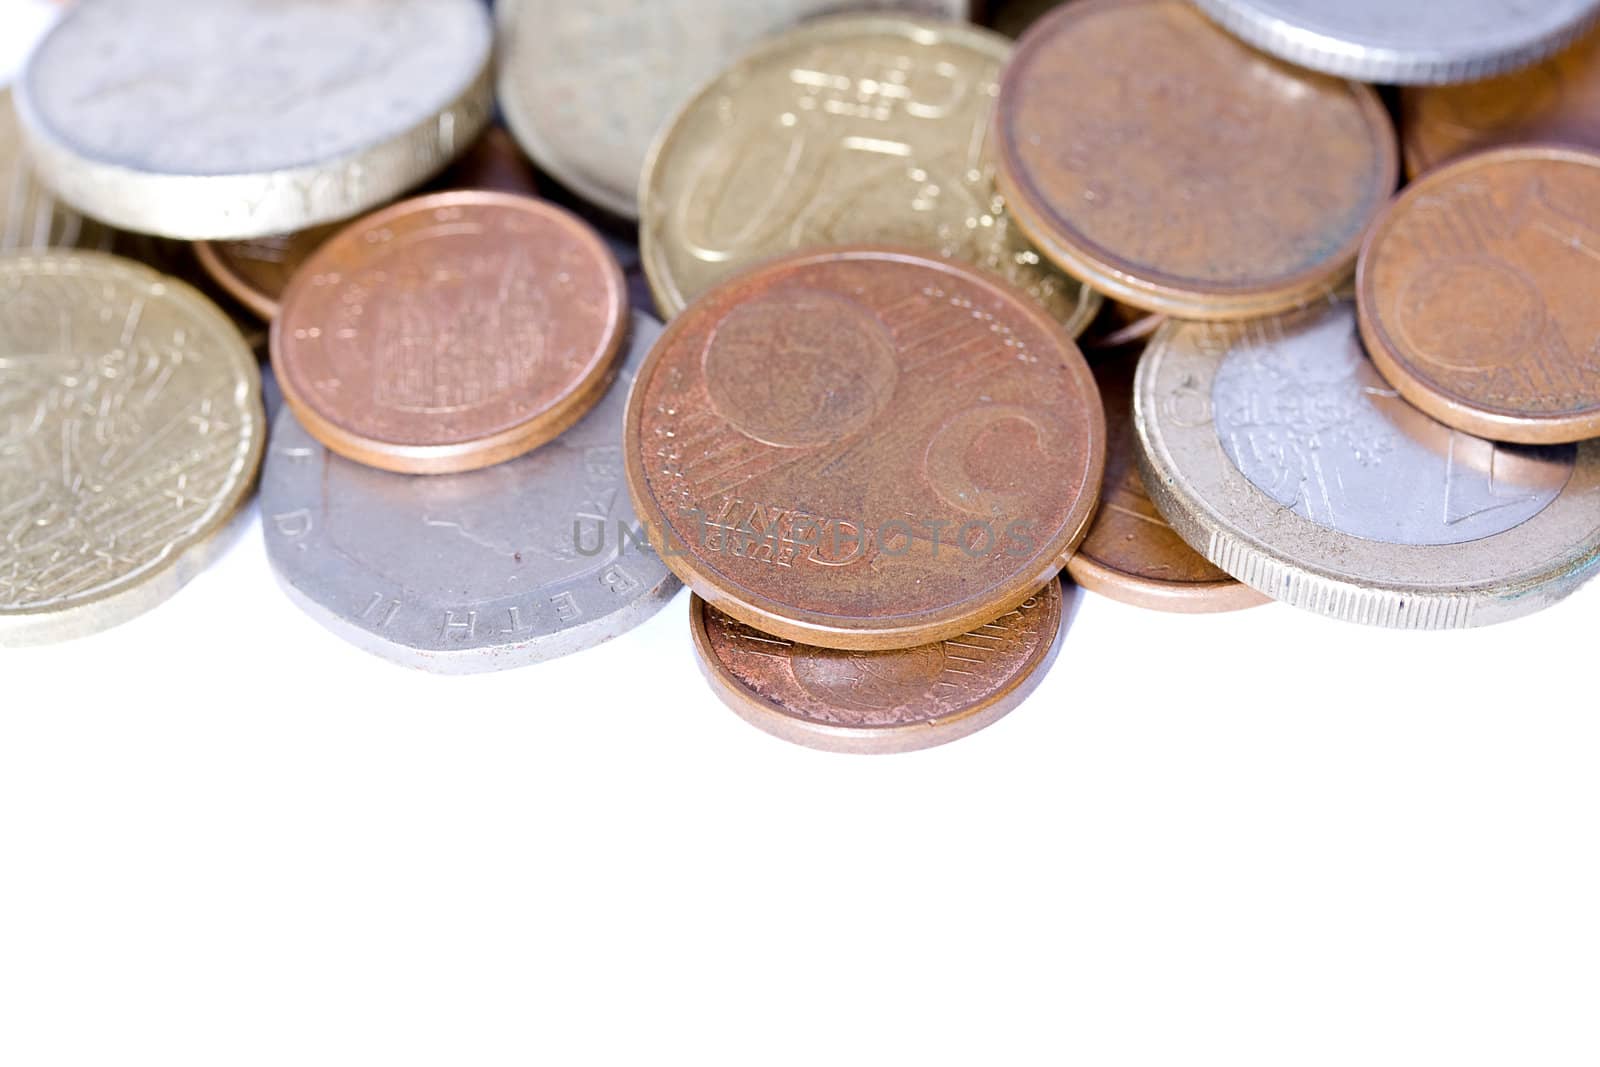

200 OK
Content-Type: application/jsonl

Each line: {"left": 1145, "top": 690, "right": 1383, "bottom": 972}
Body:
{"left": 624, "top": 246, "right": 1105, "bottom": 651}
{"left": 1403, "top": 26, "right": 1600, "bottom": 177}
{"left": 272, "top": 191, "right": 627, "bottom": 475}
{"left": 1357, "top": 145, "right": 1600, "bottom": 445}
{"left": 1065, "top": 347, "right": 1267, "bottom": 613}
{"left": 196, "top": 127, "right": 540, "bottom": 321}
{"left": 689, "top": 582, "right": 1064, "bottom": 754}
{"left": 992, "top": 0, "right": 1398, "bottom": 320}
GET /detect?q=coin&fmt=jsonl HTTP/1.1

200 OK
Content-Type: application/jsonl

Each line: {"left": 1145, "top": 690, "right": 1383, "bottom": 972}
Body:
{"left": 690, "top": 582, "right": 1063, "bottom": 754}
{"left": 641, "top": 15, "right": 1099, "bottom": 332}
{"left": 262, "top": 313, "right": 680, "bottom": 673}
{"left": 1357, "top": 145, "right": 1600, "bottom": 446}
{"left": 195, "top": 126, "right": 542, "bottom": 322}
{"left": 624, "top": 247, "right": 1105, "bottom": 651}
{"left": 993, "top": 0, "right": 1397, "bottom": 320}
{"left": 1066, "top": 348, "right": 1265, "bottom": 613}
{"left": 1134, "top": 298, "right": 1600, "bottom": 630}
{"left": 496, "top": 0, "right": 971, "bottom": 221}
{"left": 14, "top": 0, "right": 494, "bottom": 239}
{"left": 272, "top": 191, "right": 628, "bottom": 475}
{"left": 1, "top": 86, "right": 111, "bottom": 252}
{"left": 0, "top": 251, "right": 265, "bottom": 646}
{"left": 1192, "top": 0, "right": 1600, "bottom": 86}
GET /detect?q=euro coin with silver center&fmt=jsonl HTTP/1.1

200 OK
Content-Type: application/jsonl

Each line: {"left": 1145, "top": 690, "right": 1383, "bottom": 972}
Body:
{"left": 262, "top": 314, "right": 679, "bottom": 674}
{"left": 640, "top": 14, "right": 1098, "bottom": 333}
{"left": 690, "top": 582, "right": 1065, "bottom": 755}
{"left": 1134, "top": 299, "right": 1600, "bottom": 630}
{"left": 0, "top": 251, "right": 265, "bottom": 646}
{"left": 14, "top": 0, "right": 493, "bottom": 240}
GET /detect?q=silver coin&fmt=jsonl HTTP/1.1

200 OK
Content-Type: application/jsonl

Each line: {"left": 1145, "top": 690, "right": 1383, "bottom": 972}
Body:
{"left": 15, "top": 0, "right": 494, "bottom": 240}
{"left": 1192, "top": 0, "right": 1600, "bottom": 84}
{"left": 496, "top": 0, "right": 971, "bottom": 220}
{"left": 261, "top": 313, "right": 680, "bottom": 673}
{"left": 1134, "top": 298, "right": 1600, "bottom": 629}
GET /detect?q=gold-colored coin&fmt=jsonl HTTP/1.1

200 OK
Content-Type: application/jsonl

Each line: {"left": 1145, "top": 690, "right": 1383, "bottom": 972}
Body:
{"left": 0, "top": 251, "right": 266, "bottom": 646}
{"left": 1, "top": 86, "right": 111, "bottom": 253}
{"left": 639, "top": 14, "right": 1100, "bottom": 332}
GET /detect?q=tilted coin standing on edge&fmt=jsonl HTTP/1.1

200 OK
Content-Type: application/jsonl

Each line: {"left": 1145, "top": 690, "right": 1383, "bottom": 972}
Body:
{"left": 262, "top": 314, "right": 680, "bottom": 674}
{"left": 13, "top": 0, "right": 494, "bottom": 240}
{"left": 1134, "top": 299, "right": 1600, "bottom": 630}
{"left": 271, "top": 191, "right": 629, "bottom": 475}
{"left": 689, "top": 582, "right": 1065, "bottom": 755}
{"left": 1358, "top": 145, "right": 1600, "bottom": 446}
{"left": 993, "top": 0, "right": 1397, "bottom": 321}
{"left": 1, "top": 86, "right": 111, "bottom": 253}
{"left": 496, "top": 0, "right": 971, "bottom": 221}
{"left": 0, "top": 251, "right": 266, "bottom": 646}
{"left": 640, "top": 14, "right": 1099, "bottom": 333}
{"left": 1402, "top": 25, "right": 1600, "bottom": 177}
{"left": 1066, "top": 348, "right": 1267, "bottom": 614}
{"left": 624, "top": 247, "right": 1105, "bottom": 652}
{"left": 1192, "top": 0, "right": 1600, "bottom": 86}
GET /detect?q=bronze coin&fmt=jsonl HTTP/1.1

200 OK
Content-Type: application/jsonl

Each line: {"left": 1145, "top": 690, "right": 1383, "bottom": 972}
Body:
{"left": 689, "top": 582, "right": 1064, "bottom": 754}
{"left": 1357, "top": 145, "right": 1600, "bottom": 445}
{"left": 992, "top": 0, "right": 1398, "bottom": 320}
{"left": 1065, "top": 347, "right": 1267, "bottom": 613}
{"left": 1403, "top": 26, "right": 1600, "bottom": 178}
{"left": 624, "top": 246, "right": 1105, "bottom": 651}
{"left": 196, "top": 127, "right": 540, "bottom": 321}
{"left": 272, "top": 191, "right": 627, "bottom": 475}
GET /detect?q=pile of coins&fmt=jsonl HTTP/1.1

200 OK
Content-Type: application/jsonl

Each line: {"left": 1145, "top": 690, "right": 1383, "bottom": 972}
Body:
{"left": 4, "top": 0, "right": 1599, "bottom": 752}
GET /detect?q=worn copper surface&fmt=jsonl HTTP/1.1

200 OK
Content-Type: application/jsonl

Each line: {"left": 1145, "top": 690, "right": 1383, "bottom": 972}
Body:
{"left": 197, "top": 127, "right": 540, "bottom": 321}
{"left": 272, "top": 191, "right": 627, "bottom": 474}
{"left": 624, "top": 247, "right": 1105, "bottom": 651}
{"left": 1403, "top": 26, "right": 1600, "bottom": 177}
{"left": 1357, "top": 145, "right": 1600, "bottom": 445}
{"left": 993, "top": 0, "right": 1398, "bottom": 320}
{"left": 1066, "top": 348, "right": 1266, "bottom": 612}
{"left": 689, "top": 583, "right": 1064, "bottom": 754}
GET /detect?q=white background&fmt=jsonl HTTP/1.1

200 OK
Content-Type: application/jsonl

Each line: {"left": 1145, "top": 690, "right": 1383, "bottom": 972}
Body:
{"left": 4, "top": 2, "right": 1599, "bottom": 1063}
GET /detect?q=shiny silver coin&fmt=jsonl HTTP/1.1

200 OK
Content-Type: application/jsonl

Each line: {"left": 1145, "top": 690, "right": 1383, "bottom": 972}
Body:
{"left": 1134, "top": 298, "right": 1600, "bottom": 629}
{"left": 1192, "top": 0, "right": 1600, "bottom": 84}
{"left": 261, "top": 313, "right": 680, "bottom": 673}
{"left": 15, "top": 0, "right": 493, "bottom": 240}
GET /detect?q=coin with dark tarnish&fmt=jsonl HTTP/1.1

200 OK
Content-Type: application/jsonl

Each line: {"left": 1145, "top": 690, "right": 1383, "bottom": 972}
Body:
{"left": 641, "top": 15, "right": 1098, "bottom": 332}
{"left": 263, "top": 313, "right": 679, "bottom": 673}
{"left": 1134, "top": 298, "right": 1600, "bottom": 630}
{"left": 1358, "top": 145, "right": 1600, "bottom": 445}
{"left": 1, "top": 86, "right": 111, "bottom": 253}
{"left": 1192, "top": 0, "right": 1600, "bottom": 86}
{"left": 994, "top": 0, "right": 1397, "bottom": 320}
{"left": 496, "top": 0, "right": 971, "bottom": 221}
{"left": 272, "top": 191, "right": 628, "bottom": 475}
{"left": 196, "top": 127, "right": 541, "bottom": 322}
{"left": 1067, "top": 349, "right": 1265, "bottom": 613}
{"left": 625, "top": 247, "right": 1105, "bottom": 651}
{"left": 14, "top": 0, "right": 494, "bottom": 239}
{"left": 1403, "top": 26, "right": 1600, "bottom": 176}
{"left": 690, "top": 583, "right": 1063, "bottom": 753}
{"left": 0, "top": 251, "right": 265, "bottom": 646}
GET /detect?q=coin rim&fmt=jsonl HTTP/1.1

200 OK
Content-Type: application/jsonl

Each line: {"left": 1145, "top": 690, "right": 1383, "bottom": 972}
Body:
{"left": 194, "top": 239, "right": 286, "bottom": 322}
{"left": 270, "top": 190, "right": 630, "bottom": 476}
{"left": 623, "top": 244, "right": 1106, "bottom": 651}
{"left": 687, "top": 583, "right": 1064, "bottom": 754}
{"left": 1064, "top": 550, "right": 1269, "bottom": 613}
{"left": 1356, "top": 142, "right": 1600, "bottom": 445}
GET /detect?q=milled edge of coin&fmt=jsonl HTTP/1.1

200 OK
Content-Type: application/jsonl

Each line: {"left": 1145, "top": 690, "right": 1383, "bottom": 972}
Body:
{"left": 1356, "top": 142, "right": 1600, "bottom": 446}
{"left": 1064, "top": 551, "right": 1269, "bottom": 614}
{"left": 270, "top": 190, "right": 630, "bottom": 475}
{"left": 623, "top": 244, "right": 1106, "bottom": 651}
{"left": 637, "top": 12, "right": 1102, "bottom": 336}
{"left": 992, "top": 0, "right": 1398, "bottom": 321}
{"left": 12, "top": 7, "right": 495, "bottom": 240}
{"left": 687, "top": 584, "right": 1065, "bottom": 754}
{"left": 1132, "top": 311, "right": 1600, "bottom": 629}
{"left": 1191, "top": 0, "right": 1600, "bottom": 86}
{"left": 0, "top": 250, "right": 266, "bottom": 646}
{"left": 193, "top": 238, "right": 287, "bottom": 322}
